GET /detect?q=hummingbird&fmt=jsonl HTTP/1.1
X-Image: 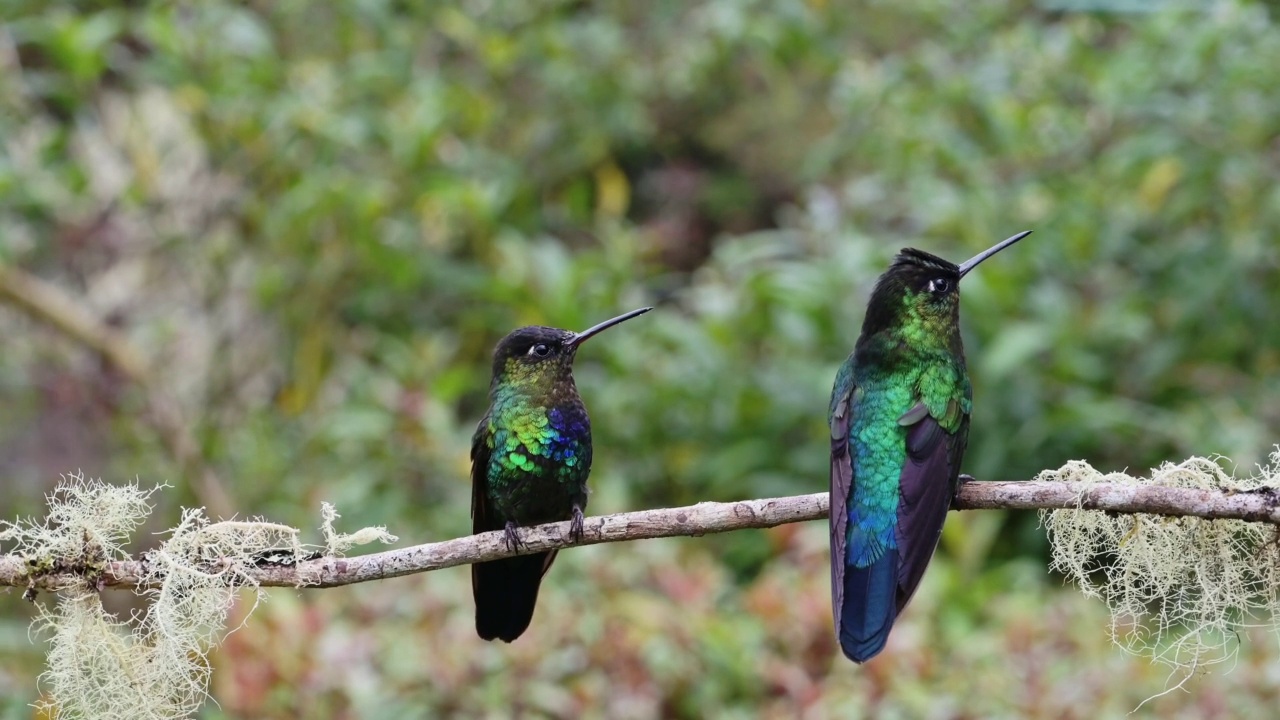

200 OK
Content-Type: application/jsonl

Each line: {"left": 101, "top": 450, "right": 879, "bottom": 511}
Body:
{"left": 471, "top": 306, "right": 653, "bottom": 642}
{"left": 829, "top": 231, "right": 1032, "bottom": 663}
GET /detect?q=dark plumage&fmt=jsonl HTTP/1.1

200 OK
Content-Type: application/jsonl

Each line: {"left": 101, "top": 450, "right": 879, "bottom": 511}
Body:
{"left": 830, "top": 231, "right": 1031, "bottom": 663}
{"left": 471, "top": 308, "right": 651, "bottom": 642}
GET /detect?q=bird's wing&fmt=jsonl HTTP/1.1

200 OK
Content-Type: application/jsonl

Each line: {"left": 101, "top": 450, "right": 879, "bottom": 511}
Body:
{"left": 893, "top": 397, "right": 969, "bottom": 612}
{"left": 828, "top": 360, "right": 857, "bottom": 631}
{"left": 470, "top": 412, "right": 500, "bottom": 535}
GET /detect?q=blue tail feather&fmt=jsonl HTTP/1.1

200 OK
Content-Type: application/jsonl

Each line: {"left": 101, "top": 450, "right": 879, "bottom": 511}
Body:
{"left": 838, "top": 549, "right": 898, "bottom": 663}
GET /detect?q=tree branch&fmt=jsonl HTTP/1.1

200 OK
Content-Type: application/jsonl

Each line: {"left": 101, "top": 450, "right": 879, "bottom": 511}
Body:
{"left": 4, "top": 479, "right": 1280, "bottom": 593}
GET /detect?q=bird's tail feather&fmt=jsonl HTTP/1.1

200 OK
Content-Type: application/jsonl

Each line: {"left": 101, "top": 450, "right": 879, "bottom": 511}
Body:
{"left": 473, "top": 551, "right": 555, "bottom": 642}
{"left": 838, "top": 549, "right": 899, "bottom": 663}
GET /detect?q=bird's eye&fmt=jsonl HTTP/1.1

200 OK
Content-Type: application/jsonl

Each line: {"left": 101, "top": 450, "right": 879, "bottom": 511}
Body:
{"left": 928, "top": 277, "right": 951, "bottom": 294}
{"left": 528, "top": 343, "right": 551, "bottom": 357}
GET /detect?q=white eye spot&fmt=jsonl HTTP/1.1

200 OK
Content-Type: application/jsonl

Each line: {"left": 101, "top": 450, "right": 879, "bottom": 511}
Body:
{"left": 928, "top": 277, "right": 951, "bottom": 294}
{"left": 528, "top": 343, "right": 551, "bottom": 357}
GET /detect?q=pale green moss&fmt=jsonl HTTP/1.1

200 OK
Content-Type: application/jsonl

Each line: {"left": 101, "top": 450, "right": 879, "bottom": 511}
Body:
{"left": 1041, "top": 449, "right": 1280, "bottom": 699}
{"left": 1, "top": 475, "right": 396, "bottom": 719}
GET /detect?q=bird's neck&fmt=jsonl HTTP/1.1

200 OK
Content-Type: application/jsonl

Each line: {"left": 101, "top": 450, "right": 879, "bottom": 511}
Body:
{"left": 855, "top": 323, "right": 964, "bottom": 375}
{"left": 491, "top": 368, "right": 581, "bottom": 410}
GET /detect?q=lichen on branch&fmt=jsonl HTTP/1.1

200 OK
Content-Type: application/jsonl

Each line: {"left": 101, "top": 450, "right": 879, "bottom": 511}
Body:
{"left": 0, "top": 474, "right": 395, "bottom": 720}
{"left": 5, "top": 453, "right": 1280, "bottom": 717}
{"left": 1042, "top": 451, "right": 1280, "bottom": 689}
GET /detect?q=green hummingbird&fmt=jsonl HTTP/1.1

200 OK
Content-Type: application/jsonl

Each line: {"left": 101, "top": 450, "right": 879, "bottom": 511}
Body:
{"left": 829, "top": 231, "right": 1032, "bottom": 663}
{"left": 471, "top": 307, "right": 652, "bottom": 642}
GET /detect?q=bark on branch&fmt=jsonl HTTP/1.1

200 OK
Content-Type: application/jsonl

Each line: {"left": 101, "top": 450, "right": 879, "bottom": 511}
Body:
{"left": 5, "top": 479, "right": 1280, "bottom": 593}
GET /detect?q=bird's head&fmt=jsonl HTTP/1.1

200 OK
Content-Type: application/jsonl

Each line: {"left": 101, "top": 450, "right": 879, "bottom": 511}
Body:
{"left": 859, "top": 231, "right": 1032, "bottom": 344}
{"left": 489, "top": 307, "right": 653, "bottom": 387}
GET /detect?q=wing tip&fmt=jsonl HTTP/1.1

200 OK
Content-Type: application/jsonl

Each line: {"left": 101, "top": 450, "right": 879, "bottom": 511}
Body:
{"left": 837, "top": 605, "right": 895, "bottom": 664}
{"left": 838, "top": 631, "right": 890, "bottom": 664}
{"left": 835, "top": 551, "right": 899, "bottom": 665}
{"left": 476, "top": 619, "right": 526, "bottom": 643}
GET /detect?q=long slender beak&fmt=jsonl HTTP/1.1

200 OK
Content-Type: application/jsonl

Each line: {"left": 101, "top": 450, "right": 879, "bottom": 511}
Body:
{"left": 957, "top": 230, "right": 1033, "bottom": 278}
{"left": 567, "top": 306, "right": 654, "bottom": 347}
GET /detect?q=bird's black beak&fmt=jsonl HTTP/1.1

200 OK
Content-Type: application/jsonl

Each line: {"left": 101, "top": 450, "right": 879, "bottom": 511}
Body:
{"left": 566, "top": 306, "right": 653, "bottom": 347}
{"left": 957, "top": 230, "right": 1033, "bottom": 279}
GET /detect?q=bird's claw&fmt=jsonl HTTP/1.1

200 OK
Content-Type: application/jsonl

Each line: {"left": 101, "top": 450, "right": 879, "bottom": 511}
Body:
{"left": 951, "top": 475, "right": 976, "bottom": 510}
{"left": 569, "top": 506, "right": 585, "bottom": 543}
{"left": 502, "top": 521, "right": 524, "bottom": 552}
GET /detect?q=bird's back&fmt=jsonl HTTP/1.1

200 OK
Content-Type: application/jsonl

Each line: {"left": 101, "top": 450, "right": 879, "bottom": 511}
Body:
{"left": 831, "top": 349, "right": 970, "bottom": 662}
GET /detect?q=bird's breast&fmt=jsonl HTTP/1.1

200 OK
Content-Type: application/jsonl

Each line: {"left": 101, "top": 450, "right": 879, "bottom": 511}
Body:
{"left": 485, "top": 396, "right": 594, "bottom": 521}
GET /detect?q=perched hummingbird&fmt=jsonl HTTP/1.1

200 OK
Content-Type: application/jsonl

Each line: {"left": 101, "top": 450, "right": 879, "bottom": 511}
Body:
{"left": 471, "top": 307, "right": 653, "bottom": 642}
{"left": 829, "top": 231, "right": 1032, "bottom": 663}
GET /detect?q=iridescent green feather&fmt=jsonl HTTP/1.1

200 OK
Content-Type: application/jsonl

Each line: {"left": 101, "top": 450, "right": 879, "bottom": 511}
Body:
{"left": 480, "top": 356, "right": 592, "bottom": 521}
{"left": 841, "top": 286, "right": 970, "bottom": 567}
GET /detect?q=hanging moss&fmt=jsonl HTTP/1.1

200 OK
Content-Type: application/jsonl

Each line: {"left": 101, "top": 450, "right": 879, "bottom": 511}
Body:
{"left": 1042, "top": 450, "right": 1280, "bottom": 700}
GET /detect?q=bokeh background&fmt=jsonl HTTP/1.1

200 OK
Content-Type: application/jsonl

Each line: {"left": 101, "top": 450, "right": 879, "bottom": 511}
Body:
{"left": 3, "top": 0, "right": 1280, "bottom": 717}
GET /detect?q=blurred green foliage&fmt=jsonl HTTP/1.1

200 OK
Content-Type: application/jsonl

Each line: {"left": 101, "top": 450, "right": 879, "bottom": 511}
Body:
{"left": 2, "top": 0, "right": 1279, "bottom": 716}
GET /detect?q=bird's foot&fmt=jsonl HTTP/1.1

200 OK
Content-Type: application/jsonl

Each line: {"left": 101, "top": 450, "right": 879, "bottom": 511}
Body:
{"left": 958, "top": 473, "right": 975, "bottom": 485}
{"left": 502, "top": 521, "right": 524, "bottom": 552}
{"left": 569, "top": 505, "right": 585, "bottom": 543}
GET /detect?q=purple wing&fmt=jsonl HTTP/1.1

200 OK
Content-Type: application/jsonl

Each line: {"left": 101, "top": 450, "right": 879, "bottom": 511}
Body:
{"left": 893, "top": 404, "right": 969, "bottom": 612}
{"left": 468, "top": 415, "right": 491, "bottom": 532}
{"left": 829, "top": 382, "right": 855, "bottom": 632}
{"left": 470, "top": 413, "right": 496, "bottom": 535}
